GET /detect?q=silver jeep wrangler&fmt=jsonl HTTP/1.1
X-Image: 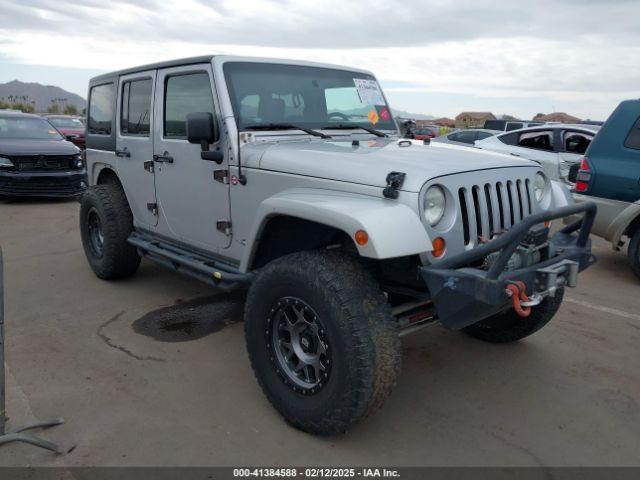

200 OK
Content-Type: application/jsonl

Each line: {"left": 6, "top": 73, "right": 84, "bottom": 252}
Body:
{"left": 81, "top": 55, "right": 596, "bottom": 435}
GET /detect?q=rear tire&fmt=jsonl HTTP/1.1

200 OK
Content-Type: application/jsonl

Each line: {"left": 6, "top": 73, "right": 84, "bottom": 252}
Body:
{"left": 627, "top": 228, "right": 640, "bottom": 280}
{"left": 463, "top": 287, "right": 564, "bottom": 343}
{"left": 80, "top": 184, "right": 140, "bottom": 280}
{"left": 244, "top": 251, "right": 401, "bottom": 435}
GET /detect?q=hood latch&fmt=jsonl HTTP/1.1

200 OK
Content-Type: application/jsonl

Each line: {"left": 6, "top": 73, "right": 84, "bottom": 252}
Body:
{"left": 383, "top": 171, "right": 406, "bottom": 199}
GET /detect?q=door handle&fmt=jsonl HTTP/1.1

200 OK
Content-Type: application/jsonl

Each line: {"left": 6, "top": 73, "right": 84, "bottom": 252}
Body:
{"left": 115, "top": 148, "right": 131, "bottom": 158}
{"left": 153, "top": 152, "right": 174, "bottom": 163}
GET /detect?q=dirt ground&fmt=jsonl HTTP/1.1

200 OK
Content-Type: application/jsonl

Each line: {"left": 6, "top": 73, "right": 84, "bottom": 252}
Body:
{"left": 0, "top": 199, "right": 639, "bottom": 467}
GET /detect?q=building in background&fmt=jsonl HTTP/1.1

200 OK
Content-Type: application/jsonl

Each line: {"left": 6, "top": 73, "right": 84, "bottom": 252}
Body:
{"left": 432, "top": 117, "right": 456, "bottom": 128}
{"left": 533, "top": 112, "right": 581, "bottom": 123}
{"left": 455, "top": 111, "right": 496, "bottom": 129}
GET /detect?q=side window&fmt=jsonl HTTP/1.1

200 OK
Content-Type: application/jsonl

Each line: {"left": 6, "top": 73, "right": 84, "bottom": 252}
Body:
{"left": 88, "top": 83, "right": 114, "bottom": 135}
{"left": 164, "top": 72, "right": 215, "bottom": 139}
{"left": 563, "top": 131, "right": 593, "bottom": 154}
{"left": 476, "top": 131, "right": 494, "bottom": 140}
{"left": 506, "top": 122, "right": 523, "bottom": 131}
{"left": 455, "top": 130, "right": 478, "bottom": 144}
{"left": 498, "top": 132, "right": 518, "bottom": 145}
{"left": 121, "top": 78, "right": 152, "bottom": 136}
{"left": 517, "top": 130, "right": 554, "bottom": 151}
{"left": 624, "top": 116, "right": 640, "bottom": 150}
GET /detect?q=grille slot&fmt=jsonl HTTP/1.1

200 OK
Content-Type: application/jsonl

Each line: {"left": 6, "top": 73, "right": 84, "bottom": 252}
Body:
{"left": 459, "top": 178, "right": 533, "bottom": 246}
{"left": 10, "top": 155, "right": 74, "bottom": 172}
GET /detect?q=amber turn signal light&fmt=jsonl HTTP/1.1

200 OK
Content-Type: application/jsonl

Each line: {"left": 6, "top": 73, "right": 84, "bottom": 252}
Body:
{"left": 431, "top": 237, "right": 446, "bottom": 257}
{"left": 354, "top": 230, "right": 369, "bottom": 246}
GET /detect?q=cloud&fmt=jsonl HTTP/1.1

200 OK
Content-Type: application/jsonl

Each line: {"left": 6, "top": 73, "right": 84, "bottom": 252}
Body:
{"left": 0, "top": 0, "right": 637, "bottom": 119}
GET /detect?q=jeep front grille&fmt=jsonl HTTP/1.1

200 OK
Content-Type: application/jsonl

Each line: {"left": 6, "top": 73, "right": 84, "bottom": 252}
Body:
{"left": 458, "top": 179, "right": 533, "bottom": 245}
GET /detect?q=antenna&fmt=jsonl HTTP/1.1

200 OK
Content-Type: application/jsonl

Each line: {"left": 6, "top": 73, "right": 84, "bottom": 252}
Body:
{"left": 236, "top": 117, "right": 247, "bottom": 186}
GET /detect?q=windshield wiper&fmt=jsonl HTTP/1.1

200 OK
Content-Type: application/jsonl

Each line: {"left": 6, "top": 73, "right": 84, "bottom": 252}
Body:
{"left": 244, "top": 123, "right": 331, "bottom": 139}
{"left": 321, "top": 123, "right": 388, "bottom": 138}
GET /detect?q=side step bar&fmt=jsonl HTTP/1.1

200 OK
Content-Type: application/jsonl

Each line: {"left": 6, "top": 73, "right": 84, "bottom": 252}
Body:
{"left": 128, "top": 233, "right": 253, "bottom": 289}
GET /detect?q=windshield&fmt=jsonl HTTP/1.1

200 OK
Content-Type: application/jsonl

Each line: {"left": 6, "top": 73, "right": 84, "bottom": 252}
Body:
{"left": 224, "top": 62, "right": 396, "bottom": 131}
{"left": 48, "top": 117, "right": 85, "bottom": 129}
{"left": 0, "top": 116, "right": 63, "bottom": 140}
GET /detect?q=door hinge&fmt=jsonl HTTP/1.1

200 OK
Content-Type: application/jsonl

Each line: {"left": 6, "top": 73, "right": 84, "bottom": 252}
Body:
{"left": 216, "top": 219, "right": 232, "bottom": 236}
{"left": 144, "top": 161, "right": 154, "bottom": 173}
{"left": 213, "top": 169, "right": 229, "bottom": 184}
{"left": 147, "top": 203, "right": 158, "bottom": 216}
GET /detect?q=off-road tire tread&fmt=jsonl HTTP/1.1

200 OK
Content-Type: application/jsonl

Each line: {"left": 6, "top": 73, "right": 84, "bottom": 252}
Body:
{"left": 244, "top": 251, "right": 401, "bottom": 435}
{"left": 463, "top": 287, "right": 565, "bottom": 343}
{"left": 80, "top": 184, "right": 140, "bottom": 280}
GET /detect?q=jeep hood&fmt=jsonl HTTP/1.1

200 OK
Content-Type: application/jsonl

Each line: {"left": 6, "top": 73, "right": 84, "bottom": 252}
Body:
{"left": 251, "top": 138, "right": 538, "bottom": 192}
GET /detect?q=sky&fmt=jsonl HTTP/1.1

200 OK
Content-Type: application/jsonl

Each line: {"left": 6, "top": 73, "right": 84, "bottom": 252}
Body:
{"left": 0, "top": 0, "right": 638, "bottom": 120}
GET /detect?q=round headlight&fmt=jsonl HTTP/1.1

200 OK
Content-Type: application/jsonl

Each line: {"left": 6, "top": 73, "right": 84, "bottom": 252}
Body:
{"left": 533, "top": 172, "right": 547, "bottom": 202}
{"left": 0, "top": 156, "right": 13, "bottom": 168}
{"left": 424, "top": 185, "right": 446, "bottom": 226}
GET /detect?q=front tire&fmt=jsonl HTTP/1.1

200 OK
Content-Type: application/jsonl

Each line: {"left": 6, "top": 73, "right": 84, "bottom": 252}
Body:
{"left": 244, "top": 251, "right": 401, "bottom": 435}
{"left": 463, "top": 287, "right": 564, "bottom": 343}
{"left": 80, "top": 184, "right": 141, "bottom": 280}
{"left": 627, "top": 228, "right": 640, "bottom": 280}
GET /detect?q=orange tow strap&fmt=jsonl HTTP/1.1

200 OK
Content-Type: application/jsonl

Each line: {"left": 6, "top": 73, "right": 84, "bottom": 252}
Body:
{"left": 506, "top": 281, "right": 531, "bottom": 318}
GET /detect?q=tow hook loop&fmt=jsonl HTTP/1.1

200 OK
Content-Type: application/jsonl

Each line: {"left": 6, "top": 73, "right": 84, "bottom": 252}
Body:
{"left": 506, "top": 281, "right": 532, "bottom": 318}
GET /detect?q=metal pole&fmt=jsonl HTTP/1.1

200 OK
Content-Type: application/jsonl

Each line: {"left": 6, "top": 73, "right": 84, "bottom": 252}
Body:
{"left": 0, "top": 247, "right": 66, "bottom": 454}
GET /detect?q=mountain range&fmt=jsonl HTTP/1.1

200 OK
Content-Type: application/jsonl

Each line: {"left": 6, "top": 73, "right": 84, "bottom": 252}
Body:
{"left": 0, "top": 80, "right": 86, "bottom": 112}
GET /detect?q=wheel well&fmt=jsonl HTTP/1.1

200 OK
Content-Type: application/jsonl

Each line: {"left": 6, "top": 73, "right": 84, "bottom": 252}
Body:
{"left": 250, "top": 216, "right": 352, "bottom": 270}
{"left": 96, "top": 168, "right": 122, "bottom": 187}
{"left": 624, "top": 214, "right": 640, "bottom": 238}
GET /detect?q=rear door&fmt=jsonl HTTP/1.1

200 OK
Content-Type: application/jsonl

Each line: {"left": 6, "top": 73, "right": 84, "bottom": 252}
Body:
{"left": 153, "top": 64, "right": 232, "bottom": 252}
{"left": 116, "top": 70, "right": 158, "bottom": 228}
{"left": 510, "top": 129, "right": 559, "bottom": 178}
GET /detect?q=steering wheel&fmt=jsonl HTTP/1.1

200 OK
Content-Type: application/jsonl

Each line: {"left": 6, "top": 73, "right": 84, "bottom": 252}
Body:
{"left": 327, "top": 112, "right": 351, "bottom": 121}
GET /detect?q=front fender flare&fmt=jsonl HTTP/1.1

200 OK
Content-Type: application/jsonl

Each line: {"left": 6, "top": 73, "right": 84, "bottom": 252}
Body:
{"left": 241, "top": 188, "right": 431, "bottom": 271}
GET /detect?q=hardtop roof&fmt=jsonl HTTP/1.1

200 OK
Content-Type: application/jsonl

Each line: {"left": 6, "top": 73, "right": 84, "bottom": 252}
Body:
{"left": 89, "top": 55, "right": 215, "bottom": 85}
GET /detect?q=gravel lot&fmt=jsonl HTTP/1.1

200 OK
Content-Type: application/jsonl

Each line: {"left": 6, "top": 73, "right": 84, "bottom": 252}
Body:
{"left": 0, "top": 199, "right": 639, "bottom": 467}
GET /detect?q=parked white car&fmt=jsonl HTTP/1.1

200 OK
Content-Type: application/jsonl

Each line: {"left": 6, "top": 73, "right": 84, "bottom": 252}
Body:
{"left": 432, "top": 128, "right": 501, "bottom": 147}
{"left": 474, "top": 124, "right": 600, "bottom": 184}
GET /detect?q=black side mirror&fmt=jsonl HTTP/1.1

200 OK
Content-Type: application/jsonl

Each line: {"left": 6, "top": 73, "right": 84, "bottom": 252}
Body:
{"left": 186, "top": 112, "right": 223, "bottom": 164}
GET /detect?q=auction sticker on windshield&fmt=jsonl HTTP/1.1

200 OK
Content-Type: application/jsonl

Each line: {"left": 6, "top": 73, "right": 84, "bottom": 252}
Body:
{"left": 354, "top": 78, "right": 385, "bottom": 106}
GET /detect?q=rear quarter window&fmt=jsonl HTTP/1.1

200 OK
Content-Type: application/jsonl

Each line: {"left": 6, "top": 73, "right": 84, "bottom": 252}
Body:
{"left": 87, "top": 80, "right": 116, "bottom": 151}
{"left": 624, "top": 116, "right": 640, "bottom": 150}
{"left": 498, "top": 132, "right": 518, "bottom": 145}
{"left": 88, "top": 83, "right": 115, "bottom": 135}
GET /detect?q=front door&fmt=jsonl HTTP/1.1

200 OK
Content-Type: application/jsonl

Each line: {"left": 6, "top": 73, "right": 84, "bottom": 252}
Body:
{"left": 153, "top": 64, "right": 232, "bottom": 253}
{"left": 116, "top": 70, "right": 158, "bottom": 228}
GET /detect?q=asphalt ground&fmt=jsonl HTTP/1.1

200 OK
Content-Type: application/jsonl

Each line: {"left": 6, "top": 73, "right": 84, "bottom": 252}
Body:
{"left": 0, "top": 199, "right": 638, "bottom": 467}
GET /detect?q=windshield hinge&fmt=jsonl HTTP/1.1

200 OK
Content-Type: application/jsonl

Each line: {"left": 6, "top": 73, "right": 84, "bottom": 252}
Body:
{"left": 383, "top": 172, "right": 406, "bottom": 199}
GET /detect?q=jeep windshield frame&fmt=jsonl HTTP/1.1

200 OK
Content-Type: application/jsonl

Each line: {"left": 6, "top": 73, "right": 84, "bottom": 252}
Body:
{"left": 223, "top": 62, "right": 397, "bottom": 133}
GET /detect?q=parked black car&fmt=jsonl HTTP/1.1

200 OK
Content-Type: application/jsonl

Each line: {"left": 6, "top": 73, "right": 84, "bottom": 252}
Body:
{"left": 0, "top": 111, "right": 86, "bottom": 199}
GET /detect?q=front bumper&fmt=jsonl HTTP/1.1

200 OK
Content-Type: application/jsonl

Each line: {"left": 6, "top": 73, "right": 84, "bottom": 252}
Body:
{"left": 420, "top": 202, "right": 597, "bottom": 330}
{"left": 0, "top": 169, "right": 87, "bottom": 198}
